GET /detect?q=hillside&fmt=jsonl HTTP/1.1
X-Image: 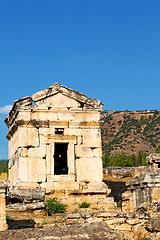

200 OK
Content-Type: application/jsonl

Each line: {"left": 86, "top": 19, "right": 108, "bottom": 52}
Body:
{"left": 0, "top": 160, "right": 8, "bottom": 174}
{"left": 101, "top": 110, "right": 160, "bottom": 156}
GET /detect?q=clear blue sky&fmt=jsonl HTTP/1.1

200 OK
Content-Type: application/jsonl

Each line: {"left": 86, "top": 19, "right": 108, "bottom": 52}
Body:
{"left": 0, "top": 0, "right": 160, "bottom": 159}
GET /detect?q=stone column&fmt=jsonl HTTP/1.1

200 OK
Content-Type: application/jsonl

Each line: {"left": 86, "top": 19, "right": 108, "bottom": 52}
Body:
{"left": 0, "top": 187, "right": 7, "bottom": 231}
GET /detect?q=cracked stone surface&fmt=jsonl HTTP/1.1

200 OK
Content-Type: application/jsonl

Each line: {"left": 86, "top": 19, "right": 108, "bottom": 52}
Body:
{"left": 0, "top": 222, "right": 124, "bottom": 240}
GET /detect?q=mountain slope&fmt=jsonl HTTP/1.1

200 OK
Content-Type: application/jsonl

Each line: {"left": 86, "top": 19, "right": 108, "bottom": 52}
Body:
{"left": 101, "top": 110, "right": 160, "bottom": 156}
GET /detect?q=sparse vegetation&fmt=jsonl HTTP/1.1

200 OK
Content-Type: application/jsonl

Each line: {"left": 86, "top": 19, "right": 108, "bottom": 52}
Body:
{"left": 101, "top": 110, "right": 160, "bottom": 157}
{"left": 117, "top": 200, "right": 122, "bottom": 208}
{"left": 102, "top": 151, "right": 148, "bottom": 168}
{"left": 0, "top": 160, "right": 8, "bottom": 175}
{"left": 79, "top": 202, "right": 90, "bottom": 208}
{"left": 141, "top": 238, "right": 150, "bottom": 240}
{"left": 44, "top": 198, "right": 67, "bottom": 215}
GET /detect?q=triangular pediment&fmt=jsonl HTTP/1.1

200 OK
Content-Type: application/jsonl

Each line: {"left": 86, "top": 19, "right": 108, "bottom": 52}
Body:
{"left": 34, "top": 92, "right": 82, "bottom": 109}
{"left": 5, "top": 83, "right": 103, "bottom": 127}
{"left": 31, "top": 83, "right": 103, "bottom": 110}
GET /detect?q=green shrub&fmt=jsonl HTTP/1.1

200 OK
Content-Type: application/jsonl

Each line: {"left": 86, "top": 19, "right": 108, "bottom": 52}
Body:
{"left": 79, "top": 202, "right": 90, "bottom": 208}
{"left": 141, "top": 238, "right": 150, "bottom": 240}
{"left": 44, "top": 198, "right": 67, "bottom": 215}
{"left": 117, "top": 200, "right": 122, "bottom": 208}
{"left": 102, "top": 151, "right": 149, "bottom": 168}
{"left": 0, "top": 160, "right": 8, "bottom": 175}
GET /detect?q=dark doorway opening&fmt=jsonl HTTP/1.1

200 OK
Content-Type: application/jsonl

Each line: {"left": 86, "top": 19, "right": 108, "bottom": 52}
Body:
{"left": 54, "top": 143, "right": 68, "bottom": 175}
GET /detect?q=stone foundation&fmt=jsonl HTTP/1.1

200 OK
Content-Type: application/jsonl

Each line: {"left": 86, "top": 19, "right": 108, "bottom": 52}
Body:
{"left": 45, "top": 192, "right": 115, "bottom": 212}
{"left": 7, "top": 185, "right": 116, "bottom": 212}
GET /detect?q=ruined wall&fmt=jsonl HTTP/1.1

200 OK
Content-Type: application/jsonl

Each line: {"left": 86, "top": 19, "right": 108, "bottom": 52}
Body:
{"left": 120, "top": 154, "right": 160, "bottom": 212}
{"left": 0, "top": 187, "right": 7, "bottom": 231}
{"left": 6, "top": 204, "right": 160, "bottom": 240}
{"left": 104, "top": 166, "right": 160, "bottom": 179}
{"left": 124, "top": 173, "right": 160, "bottom": 212}
{"left": 7, "top": 108, "right": 103, "bottom": 189}
{"left": 103, "top": 158, "right": 160, "bottom": 214}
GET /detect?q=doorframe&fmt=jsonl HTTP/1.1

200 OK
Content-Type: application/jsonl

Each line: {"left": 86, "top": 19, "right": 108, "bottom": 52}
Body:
{"left": 46, "top": 135, "right": 76, "bottom": 182}
{"left": 54, "top": 142, "right": 68, "bottom": 175}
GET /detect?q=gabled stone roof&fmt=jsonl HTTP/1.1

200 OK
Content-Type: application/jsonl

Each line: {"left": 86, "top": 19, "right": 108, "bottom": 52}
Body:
{"left": 5, "top": 83, "right": 103, "bottom": 127}
{"left": 32, "top": 83, "right": 103, "bottom": 110}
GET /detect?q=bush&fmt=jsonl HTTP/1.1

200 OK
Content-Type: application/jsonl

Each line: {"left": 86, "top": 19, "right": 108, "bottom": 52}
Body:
{"left": 79, "top": 202, "right": 90, "bottom": 208}
{"left": 44, "top": 198, "right": 67, "bottom": 215}
{"left": 102, "top": 151, "right": 149, "bottom": 168}
{"left": 117, "top": 200, "right": 122, "bottom": 208}
{"left": 0, "top": 160, "right": 8, "bottom": 175}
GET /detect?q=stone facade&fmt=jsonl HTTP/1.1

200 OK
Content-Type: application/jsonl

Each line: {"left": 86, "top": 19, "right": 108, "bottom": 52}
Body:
{"left": 5, "top": 83, "right": 114, "bottom": 210}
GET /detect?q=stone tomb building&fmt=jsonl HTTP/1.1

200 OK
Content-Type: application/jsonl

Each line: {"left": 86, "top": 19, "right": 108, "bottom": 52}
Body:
{"left": 5, "top": 83, "right": 114, "bottom": 210}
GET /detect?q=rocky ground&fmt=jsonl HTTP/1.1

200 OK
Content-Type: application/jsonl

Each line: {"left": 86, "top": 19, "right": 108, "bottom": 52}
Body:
{"left": 0, "top": 222, "right": 123, "bottom": 240}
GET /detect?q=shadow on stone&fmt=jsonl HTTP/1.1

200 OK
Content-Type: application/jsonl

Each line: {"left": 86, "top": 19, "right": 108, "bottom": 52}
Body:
{"left": 7, "top": 219, "right": 36, "bottom": 229}
{"left": 103, "top": 180, "right": 127, "bottom": 202}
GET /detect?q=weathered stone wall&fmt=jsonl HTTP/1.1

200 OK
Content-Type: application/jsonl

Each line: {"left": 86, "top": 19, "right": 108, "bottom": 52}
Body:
{"left": 104, "top": 166, "right": 160, "bottom": 179}
{"left": 5, "top": 83, "right": 116, "bottom": 211}
{"left": 0, "top": 187, "right": 7, "bottom": 231}
{"left": 61, "top": 211, "right": 149, "bottom": 240}
{"left": 125, "top": 173, "right": 160, "bottom": 212}
{"left": 5, "top": 84, "right": 104, "bottom": 190}
{"left": 120, "top": 155, "right": 160, "bottom": 212}
{"left": 60, "top": 203, "right": 160, "bottom": 240}
{"left": 5, "top": 205, "right": 160, "bottom": 240}
{"left": 104, "top": 163, "right": 160, "bottom": 214}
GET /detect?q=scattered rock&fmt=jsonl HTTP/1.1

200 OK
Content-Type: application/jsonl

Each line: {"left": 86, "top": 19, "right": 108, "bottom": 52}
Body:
{"left": 145, "top": 219, "right": 160, "bottom": 232}
{"left": 0, "top": 222, "right": 124, "bottom": 240}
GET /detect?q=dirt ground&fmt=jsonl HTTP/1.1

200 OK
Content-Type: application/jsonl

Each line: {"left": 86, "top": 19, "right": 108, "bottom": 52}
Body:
{"left": 6, "top": 209, "right": 62, "bottom": 229}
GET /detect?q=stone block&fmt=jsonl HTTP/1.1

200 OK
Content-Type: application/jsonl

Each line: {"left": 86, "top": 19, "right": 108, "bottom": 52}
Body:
{"left": 76, "top": 157, "right": 103, "bottom": 182}
{"left": 152, "top": 188, "right": 160, "bottom": 202}
{"left": 20, "top": 147, "right": 28, "bottom": 157}
{"left": 18, "top": 127, "right": 39, "bottom": 147}
{"left": 69, "top": 121, "right": 100, "bottom": 129}
{"left": 83, "top": 129, "right": 101, "bottom": 148}
{"left": 96, "top": 212, "right": 119, "bottom": 218}
{"left": 64, "top": 128, "right": 83, "bottom": 136}
{"left": 65, "top": 218, "right": 84, "bottom": 224}
{"left": 105, "top": 218, "right": 125, "bottom": 225}
{"left": 64, "top": 213, "right": 81, "bottom": 219}
{"left": 75, "top": 146, "right": 102, "bottom": 159}
{"left": 122, "top": 200, "right": 130, "bottom": 212}
{"left": 115, "top": 223, "right": 132, "bottom": 231}
{"left": 86, "top": 217, "right": 102, "bottom": 223}
{"left": 29, "top": 157, "right": 46, "bottom": 182}
{"left": 27, "top": 144, "right": 47, "bottom": 158}
{"left": 75, "top": 145, "right": 83, "bottom": 158}
{"left": 0, "top": 189, "right": 7, "bottom": 231}
{"left": 18, "top": 157, "right": 29, "bottom": 182}
{"left": 98, "top": 203, "right": 116, "bottom": 211}
{"left": 126, "top": 218, "right": 139, "bottom": 225}
{"left": 132, "top": 224, "right": 149, "bottom": 240}
{"left": 122, "top": 191, "right": 130, "bottom": 200}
